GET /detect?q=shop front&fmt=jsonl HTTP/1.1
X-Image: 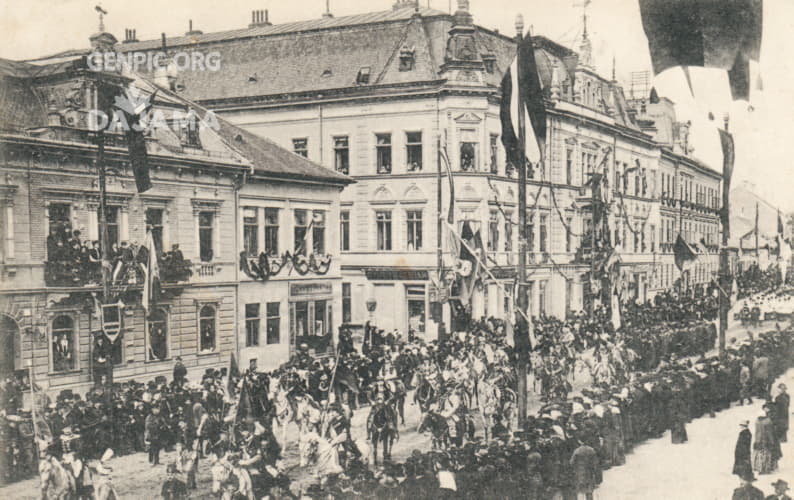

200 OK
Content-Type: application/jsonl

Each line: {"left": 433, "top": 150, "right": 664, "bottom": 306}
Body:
{"left": 289, "top": 282, "right": 334, "bottom": 357}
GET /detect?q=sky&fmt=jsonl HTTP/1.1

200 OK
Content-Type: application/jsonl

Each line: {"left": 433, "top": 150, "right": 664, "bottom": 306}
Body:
{"left": 1, "top": 0, "right": 792, "bottom": 211}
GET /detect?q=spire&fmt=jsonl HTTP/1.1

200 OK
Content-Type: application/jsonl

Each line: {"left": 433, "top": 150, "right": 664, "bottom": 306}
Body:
{"left": 577, "top": 0, "right": 593, "bottom": 68}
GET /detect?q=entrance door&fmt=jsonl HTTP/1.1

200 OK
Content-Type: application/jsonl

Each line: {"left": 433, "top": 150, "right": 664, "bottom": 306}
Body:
{"left": 0, "top": 316, "right": 19, "bottom": 377}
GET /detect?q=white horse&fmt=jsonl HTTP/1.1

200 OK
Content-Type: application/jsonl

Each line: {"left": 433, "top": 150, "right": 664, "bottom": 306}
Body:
{"left": 210, "top": 456, "right": 255, "bottom": 500}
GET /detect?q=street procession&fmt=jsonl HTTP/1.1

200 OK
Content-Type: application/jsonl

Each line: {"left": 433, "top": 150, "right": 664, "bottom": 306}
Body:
{"left": 1, "top": 0, "right": 794, "bottom": 498}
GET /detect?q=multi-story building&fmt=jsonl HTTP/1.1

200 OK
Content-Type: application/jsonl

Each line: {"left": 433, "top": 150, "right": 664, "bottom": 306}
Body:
{"left": 0, "top": 30, "right": 351, "bottom": 391}
{"left": 112, "top": 0, "right": 716, "bottom": 335}
{"left": 627, "top": 94, "right": 722, "bottom": 292}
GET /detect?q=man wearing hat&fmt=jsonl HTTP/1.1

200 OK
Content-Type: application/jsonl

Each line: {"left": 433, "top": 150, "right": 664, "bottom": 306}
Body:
{"left": 734, "top": 420, "right": 753, "bottom": 479}
{"left": 160, "top": 463, "right": 188, "bottom": 500}
{"left": 773, "top": 384, "right": 789, "bottom": 443}
{"left": 732, "top": 472, "right": 764, "bottom": 500}
{"left": 766, "top": 480, "right": 791, "bottom": 500}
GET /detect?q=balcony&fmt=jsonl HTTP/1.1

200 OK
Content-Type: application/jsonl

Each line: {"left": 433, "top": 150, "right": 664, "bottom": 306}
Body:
{"left": 44, "top": 242, "right": 192, "bottom": 288}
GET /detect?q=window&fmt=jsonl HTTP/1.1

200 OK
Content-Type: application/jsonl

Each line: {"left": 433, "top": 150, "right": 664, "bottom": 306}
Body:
{"left": 100, "top": 206, "right": 120, "bottom": 246}
{"left": 242, "top": 207, "right": 258, "bottom": 256}
{"left": 376, "top": 211, "right": 392, "bottom": 251}
{"left": 314, "top": 300, "right": 329, "bottom": 337}
{"left": 538, "top": 280, "right": 548, "bottom": 315}
{"left": 460, "top": 141, "right": 477, "bottom": 171}
{"left": 198, "top": 211, "right": 214, "bottom": 262}
{"left": 504, "top": 211, "right": 513, "bottom": 252}
{"left": 539, "top": 213, "right": 548, "bottom": 253}
{"left": 245, "top": 303, "right": 260, "bottom": 347}
{"left": 566, "top": 148, "right": 573, "bottom": 185}
{"left": 147, "top": 308, "right": 169, "bottom": 361}
{"left": 334, "top": 136, "right": 349, "bottom": 174}
{"left": 340, "top": 210, "right": 350, "bottom": 251}
{"left": 566, "top": 216, "right": 573, "bottom": 253}
{"left": 51, "top": 315, "right": 75, "bottom": 372}
{"left": 399, "top": 48, "right": 415, "bottom": 71}
{"left": 488, "top": 210, "right": 499, "bottom": 252}
{"left": 266, "top": 302, "right": 280, "bottom": 344}
{"left": 312, "top": 210, "right": 326, "bottom": 254}
{"left": 292, "top": 138, "right": 308, "bottom": 158}
{"left": 406, "top": 132, "right": 423, "bottom": 171}
{"left": 489, "top": 134, "right": 499, "bottom": 174}
{"left": 406, "top": 210, "right": 423, "bottom": 251}
{"left": 342, "top": 283, "right": 352, "bottom": 323}
{"left": 356, "top": 66, "right": 371, "bottom": 84}
{"left": 294, "top": 209, "right": 308, "bottom": 255}
{"left": 265, "top": 208, "right": 279, "bottom": 256}
{"left": 199, "top": 304, "right": 216, "bottom": 353}
{"left": 47, "top": 202, "right": 71, "bottom": 260}
{"left": 376, "top": 133, "right": 392, "bottom": 174}
{"left": 182, "top": 112, "right": 201, "bottom": 147}
{"left": 145, "top": 208, "right": 164, "bottom": 254}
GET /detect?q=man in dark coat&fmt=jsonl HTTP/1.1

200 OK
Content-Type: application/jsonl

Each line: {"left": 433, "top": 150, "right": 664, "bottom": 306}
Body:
{"left": 161, "top": 463, "right": 188, "bottom": 499}
{"left": 732, "top": 473, "right": 765, "bottom": 500}
{"left": 172, "top": 357, "right": 187, "bottom": 386}
{"left": 145, "top": 406, "right": 167, "bottom": 465}
{"left": 773, "top": 384, "right": 790, "bottom": 443}
{"left": 734, "top": 420, "right": 753, "bottom": 479}
{"left": 569, "top": 439, "right": 600, "bottom": 500}
{"left": 766, "top": 479, "right": 791, "bottom": 500}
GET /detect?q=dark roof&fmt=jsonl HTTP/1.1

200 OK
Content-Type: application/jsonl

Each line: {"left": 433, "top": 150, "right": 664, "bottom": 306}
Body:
{"left": 116, "top": 7, "right": 447, "bottom": 52}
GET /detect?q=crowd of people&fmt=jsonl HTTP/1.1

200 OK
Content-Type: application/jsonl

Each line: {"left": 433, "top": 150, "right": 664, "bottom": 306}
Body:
{"left": 44, "top": 218, "right": 191, "bottom": 287}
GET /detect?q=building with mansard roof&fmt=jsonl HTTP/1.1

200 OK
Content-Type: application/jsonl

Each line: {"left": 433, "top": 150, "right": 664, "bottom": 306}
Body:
{"left": 0, "top": 29, "right": 352, "bottom": 391}
{"left": 95, "top": 0, "right": 723, "bottom": 337}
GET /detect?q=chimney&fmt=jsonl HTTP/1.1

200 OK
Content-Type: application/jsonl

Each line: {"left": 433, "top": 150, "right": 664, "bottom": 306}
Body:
{"left": 186, "top": 19, "right": 203, "bottom": 36}
{"left": 322, "top": 0, "right": 333, "bottom": 18}
{"left": 249, "top": 9, "right": 272, "bottom": 28}
{"left": 153, "top": 33, "right": 177, "bottom": 91}
{"left": 122, "top": 29, "right": 138, "bottom": 44}
{"left": 392, "top": 0, "right": 419, "bottom": 10}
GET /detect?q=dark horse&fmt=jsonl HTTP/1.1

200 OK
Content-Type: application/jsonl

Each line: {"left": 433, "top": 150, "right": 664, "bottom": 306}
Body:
{"left": 367, "top": 402, "right": 398, "bottom": 465}
{"left": 413, "top": 375, "right": 437, "bottom": 414}
{"left": 418, "top": 411, "right": 451, "bottom": 449}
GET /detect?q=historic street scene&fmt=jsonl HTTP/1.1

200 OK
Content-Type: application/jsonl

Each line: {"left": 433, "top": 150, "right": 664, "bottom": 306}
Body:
{"left": 0, "top": 0, "right": 792, "bottom": 498}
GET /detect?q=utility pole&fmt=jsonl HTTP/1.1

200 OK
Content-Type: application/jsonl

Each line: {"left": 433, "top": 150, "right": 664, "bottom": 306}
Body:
{"left": 515, "top": 14, "right": 529, "bottom": 427}
{"left": 718, "top": 114, "right": 732, "bottom": 360}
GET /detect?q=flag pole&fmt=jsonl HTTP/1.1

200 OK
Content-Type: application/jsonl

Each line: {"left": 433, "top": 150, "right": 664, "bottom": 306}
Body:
{"left": 514, "top": 14, "right": 529, "bottom": 428}
{"left": 718, "top": 114, "right": 732, "bottom": 361}
{"left": 28, "top": 360, "right": 41, "bottom": 454}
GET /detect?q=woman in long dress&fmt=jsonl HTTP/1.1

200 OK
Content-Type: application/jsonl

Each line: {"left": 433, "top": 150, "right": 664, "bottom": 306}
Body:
{"left": 753, "top": 405, "right": 782, "bottom": 474}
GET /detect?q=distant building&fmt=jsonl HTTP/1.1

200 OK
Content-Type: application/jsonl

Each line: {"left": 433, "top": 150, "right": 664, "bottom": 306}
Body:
{"left": 730, "top": 181, "right": 787, "bottom": 269}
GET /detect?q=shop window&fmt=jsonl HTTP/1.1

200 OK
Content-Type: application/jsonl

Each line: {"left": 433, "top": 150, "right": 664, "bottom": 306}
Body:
{"left": 51, "top": 315, "right": 76, "bottom": 372}
{"left": 342, "top": 283, "right": 352, "bottom": 323}
{"left": 147, "top": 308, "right": 169, "bottom": 361}
{"left": 407, "top": 285, "right": 426, "bottom": 337}
{"left": 199, "top": 304, "right": 217, "bottom": 353}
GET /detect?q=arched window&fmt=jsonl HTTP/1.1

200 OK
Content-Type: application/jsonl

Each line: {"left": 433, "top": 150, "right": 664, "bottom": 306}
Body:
{"left": 199, "top": 305, "right": 216, "bottom": 353}
{"left": 51, "top": 315, "right": 75, "bottom": 372}
{"left": 147, "top": 308, "right": 169, "bottom": 361}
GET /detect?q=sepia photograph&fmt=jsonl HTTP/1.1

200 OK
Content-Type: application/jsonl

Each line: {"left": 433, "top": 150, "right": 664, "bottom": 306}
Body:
{"left": 0, "top": 0, "right": 792, "bottom": 498}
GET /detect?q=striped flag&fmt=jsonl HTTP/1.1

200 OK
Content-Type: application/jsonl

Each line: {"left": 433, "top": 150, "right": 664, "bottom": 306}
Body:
{"left": 500, "top": 30, "right": 546, "bottom": 166}
{"left": 142, "top": 230, "right": 160, "bottom": 312}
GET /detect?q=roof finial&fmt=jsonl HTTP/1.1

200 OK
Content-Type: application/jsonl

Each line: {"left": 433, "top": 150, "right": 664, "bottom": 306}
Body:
{"left": 94, "top": 4, "right": 108, "bottom": 32}
{"left": 515, "top": 14, "right": 524, "bottom": 39}
{"left": 323, "top": 0, "right": 333, "bottom": 18}
{"left": 612, "top": 54, "right": 616, "bottom": 81}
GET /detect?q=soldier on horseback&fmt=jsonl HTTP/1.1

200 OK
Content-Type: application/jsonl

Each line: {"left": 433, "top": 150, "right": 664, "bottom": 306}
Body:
{"left": 237, "top": 424, "right": 284, "bottom": 495}
{"left": 438, "top": 381, "right": 473, "bottom": 446}
{"left": 367, "top": 394, "right": 398, "bottom": 463}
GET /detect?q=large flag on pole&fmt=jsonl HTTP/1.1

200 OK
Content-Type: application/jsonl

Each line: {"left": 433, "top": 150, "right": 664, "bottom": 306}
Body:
{"left": 114, "top": 89, "right": 156, "bottom": 192}
{"left": 638, "top": 0, "right": 763, "bottom": 100}
{"left": 141, "top": 230, "right": 160, "bottom": 313}
{"left": 674, "top": 233, "right": 698, "bottom": 271}
{"left": 500, "top": 29, "right": 546, "bottom": 166}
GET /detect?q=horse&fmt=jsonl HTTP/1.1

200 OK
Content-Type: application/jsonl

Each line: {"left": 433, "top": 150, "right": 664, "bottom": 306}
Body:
{"left": 367, "top": 403, "right": 398, "bottom": 465}
{"left": 385, "top": 378, "right": 407, "bottom": 425}
{"left": 272, "top": 388, "right": 296, "bottom": 448}
{"left": 38, "top": 455, "right": 76, "bottom": 500}
{"left": 418, "top": 411, "right": 451, "bottom": 449}
{"left": 210, "top": 457, "right": 255, "bottom": 500}
{"left": 413, "top": 374, "right": 437, "bottom": 414}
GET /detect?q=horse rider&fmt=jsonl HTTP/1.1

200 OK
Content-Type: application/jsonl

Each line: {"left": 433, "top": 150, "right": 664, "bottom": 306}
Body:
{"left": 60, "top": 431, "right": 92, "bottom": 500}
{"left": 321, "top": 403, "right": 360, "bottom": 467}
{"left": 370, "top": 379, "right": 394, "bottom": 406}
{"left": 367, "top": 394, "right": 399, "bottom": 442}
{"left": 237, "top": 424, "right": 282, "bottom": 492}
{"left": 439, "top": 381, "right": 469, "bottom": 443}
